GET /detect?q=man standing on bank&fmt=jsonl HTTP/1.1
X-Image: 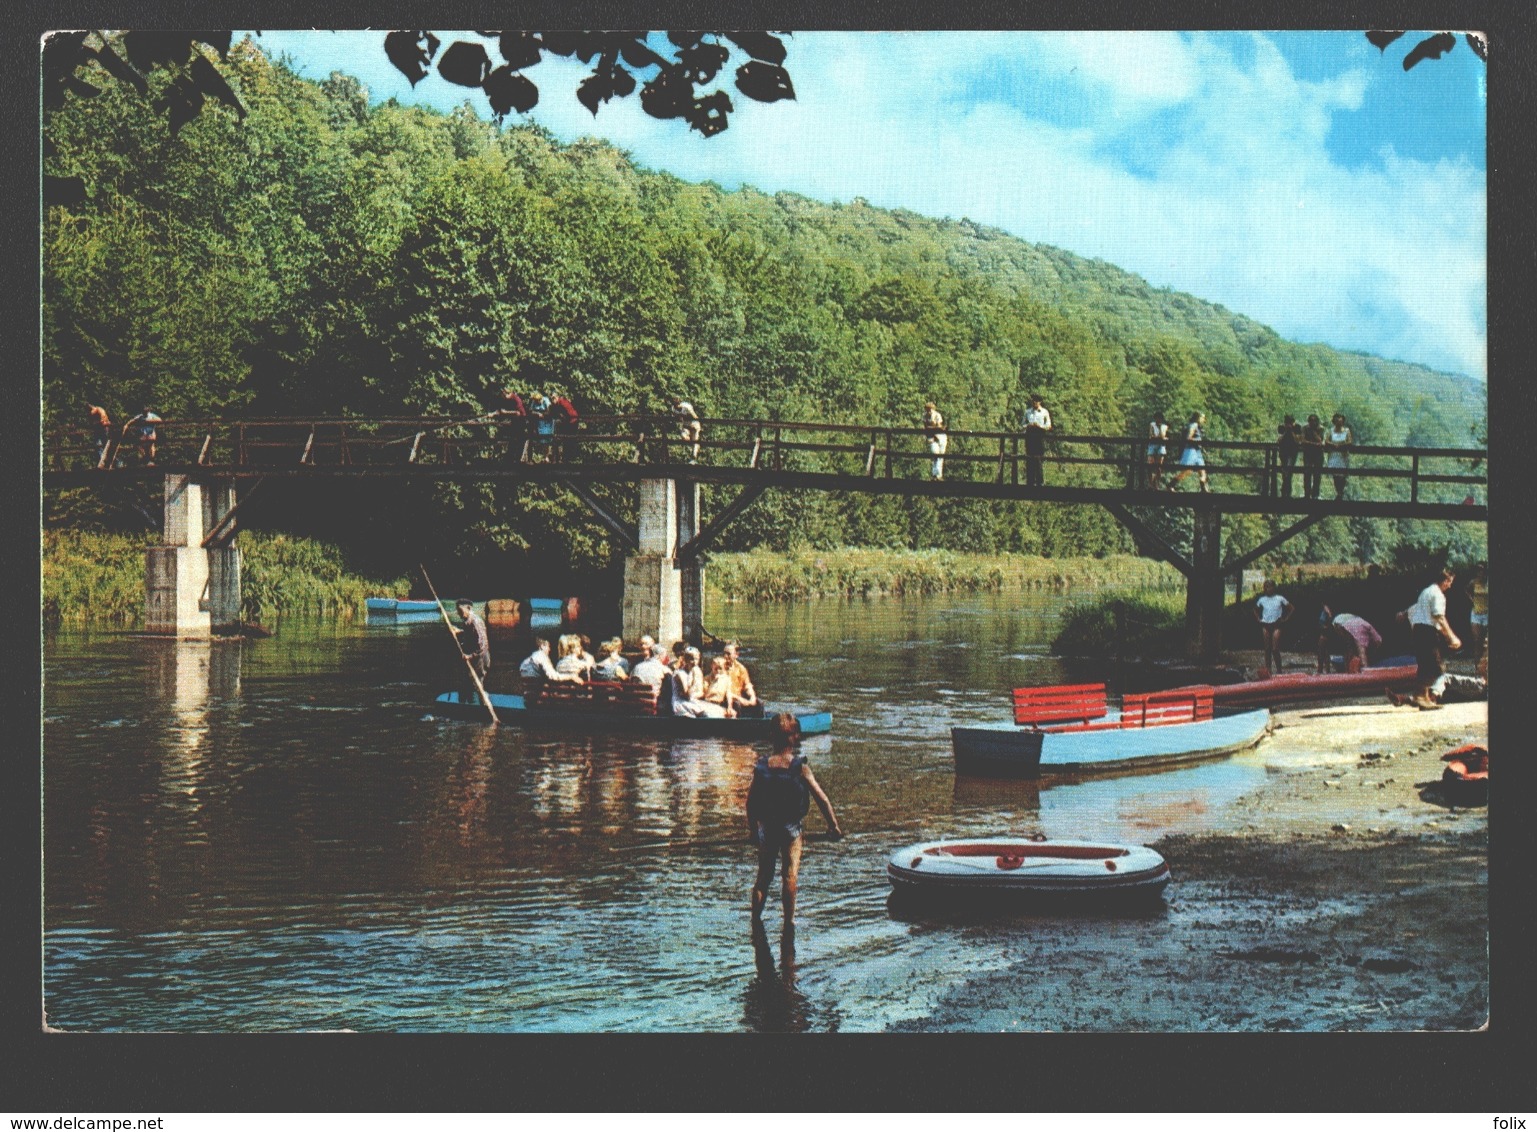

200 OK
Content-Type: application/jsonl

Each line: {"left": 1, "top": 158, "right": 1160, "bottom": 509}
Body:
{"left": 1023, "top": 393, "right": 1053, "bottom": 487}
{"left": 1400, "top": 569, "right": 1461, "bottom": 710}
{"left": 747, "top": 713, "right": 843, "bottom": 931}
{"left": 454, "top": 599, "right": 491, "bottom": 704}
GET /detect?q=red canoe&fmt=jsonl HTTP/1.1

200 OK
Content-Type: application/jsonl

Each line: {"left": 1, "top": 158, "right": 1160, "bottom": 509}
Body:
{"left": 1195, "top": 663, "right": 1417, "bottom": 708}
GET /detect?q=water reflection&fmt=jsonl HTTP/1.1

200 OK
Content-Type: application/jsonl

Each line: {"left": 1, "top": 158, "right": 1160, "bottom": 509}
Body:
{"left": 742, "top": 920, "right": 839, "bottom": 1033}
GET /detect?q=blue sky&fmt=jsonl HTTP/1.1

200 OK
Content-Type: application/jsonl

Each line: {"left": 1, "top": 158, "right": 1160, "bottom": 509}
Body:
{"left": 248, "top": 30, "right": 1487, "bottom": 382}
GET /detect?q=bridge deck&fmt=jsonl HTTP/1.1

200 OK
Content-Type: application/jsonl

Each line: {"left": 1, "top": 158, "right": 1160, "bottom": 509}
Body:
{"left": 44, "top": 414, "right": 1487, "bottom": 522}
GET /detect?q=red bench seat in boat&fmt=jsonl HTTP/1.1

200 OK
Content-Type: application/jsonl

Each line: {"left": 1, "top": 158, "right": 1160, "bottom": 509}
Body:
{"left": 523, "top": 678, "right": 661, "bottom": 715}
{"left": 1011, "top": 684, "right": 1216, "bottom": 732}
{"left": 1012, "top": 683, "right": 1109, "bottom": 728}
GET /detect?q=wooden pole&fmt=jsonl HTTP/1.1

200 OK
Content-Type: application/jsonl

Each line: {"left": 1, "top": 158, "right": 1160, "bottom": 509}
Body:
{"left": 419, "top": 563, "right": 498, "bottom": 724}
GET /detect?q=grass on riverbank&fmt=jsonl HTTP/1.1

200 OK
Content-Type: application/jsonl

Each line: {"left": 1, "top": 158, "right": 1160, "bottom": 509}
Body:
{"left": 43, "top": 529, "right": 409, "bottom": 626}
{"left": 1053, "top": 567, "right": 1472, "bottom": 659}
{"left": 705, "top": 548, "right": 1182, "bottom": 602}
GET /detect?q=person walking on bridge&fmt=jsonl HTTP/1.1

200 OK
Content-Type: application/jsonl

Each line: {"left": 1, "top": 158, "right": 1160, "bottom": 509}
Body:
{"left": 87, "top": 401, "right": 112, "bottom": 468}
{"left": 673, "top": 395, "right": 702, "bottom": 462}
{"left": 1145, "top": 410, "right": 1170, "bottom": 490}
{"left": 1023, "top": 393, "right": 1053, "bottom": 487}
{"left": 922, "top": 401, "right": 947, "bottom": 481}
{"left": 1166, "top": 412, "right": 1209, "bottom": 493}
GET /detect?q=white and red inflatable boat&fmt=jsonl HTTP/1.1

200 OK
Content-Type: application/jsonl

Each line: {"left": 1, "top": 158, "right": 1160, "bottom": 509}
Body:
{"left": 887, "top": 837, "right": 1170, "bottom": 897}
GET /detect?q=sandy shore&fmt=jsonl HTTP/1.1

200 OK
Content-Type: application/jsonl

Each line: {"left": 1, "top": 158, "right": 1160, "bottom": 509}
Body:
{"left": 891, "top": 693, "right": 1489, "bottom": 1032}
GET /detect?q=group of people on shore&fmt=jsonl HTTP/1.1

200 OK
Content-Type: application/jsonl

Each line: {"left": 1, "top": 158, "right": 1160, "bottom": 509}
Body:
{"left": 514, "top": 629, "right": 762, "bottom": 719}
{"left": 1250, "top": 562, "right": 1488, "bottom": 710}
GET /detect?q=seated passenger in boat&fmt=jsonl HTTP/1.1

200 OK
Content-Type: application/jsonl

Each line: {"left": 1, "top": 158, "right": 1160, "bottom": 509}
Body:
{"left": 670, "top": 647, "right": 727, "bottom": 718}
{"left": 703, "top": 656, "right": 739, "bottom": 718}
{"left": 721, "top": 640, "right": 761, "bottom": 716}
{"left": 553, "top": 635, "right": 591, "bottom": 682}
{"left": 519, "top": 637, "right": 576, "bottom": 682}
{"left": 630, "top": 643, "right": 671, "bottom": 689}
{"left": 593, "top": 637, "right": 630, "bottom": 682}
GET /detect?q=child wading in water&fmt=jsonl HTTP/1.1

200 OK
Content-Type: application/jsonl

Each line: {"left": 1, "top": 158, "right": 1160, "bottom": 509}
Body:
{"left": 746, "top": 713, "right": 843, "bottom": 930}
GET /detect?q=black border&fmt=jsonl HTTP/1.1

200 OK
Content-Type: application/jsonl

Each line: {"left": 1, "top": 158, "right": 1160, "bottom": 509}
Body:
{"left": 11, "top": 0, "right": 1533, "bottom": 1113}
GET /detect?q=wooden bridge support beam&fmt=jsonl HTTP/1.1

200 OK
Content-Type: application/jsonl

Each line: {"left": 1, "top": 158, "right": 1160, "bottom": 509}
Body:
{"left": 145, "top": 475, "right": 241, "bottom": 636}
{"left": 1186, "top": 506, "right": 1225, "bottom": 664}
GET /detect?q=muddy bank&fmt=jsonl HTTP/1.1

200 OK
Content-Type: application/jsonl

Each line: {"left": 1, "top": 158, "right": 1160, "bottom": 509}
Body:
{"left": 888, "top": 698, "right": 1488, "bottom": 1032}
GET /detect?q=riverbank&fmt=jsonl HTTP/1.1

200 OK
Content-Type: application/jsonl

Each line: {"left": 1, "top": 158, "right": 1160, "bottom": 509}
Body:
{"left": 707, "top": 549, "right": 1181, "bottom": 602}
{"left": 890, "top": 697, "right": 1489, "bottom": 1032}
{"left": 43, "top": 529, "right": 408, "bottom": 626}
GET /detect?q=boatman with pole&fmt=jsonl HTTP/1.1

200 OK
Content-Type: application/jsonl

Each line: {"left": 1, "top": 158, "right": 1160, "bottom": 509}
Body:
{"left": 455, "top": 599, "right": 491, "bottom": 702}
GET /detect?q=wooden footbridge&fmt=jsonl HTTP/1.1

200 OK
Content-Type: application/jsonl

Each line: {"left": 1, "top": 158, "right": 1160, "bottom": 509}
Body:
{"left": 44, "top": 414, "right": 1487, "bottom": 659}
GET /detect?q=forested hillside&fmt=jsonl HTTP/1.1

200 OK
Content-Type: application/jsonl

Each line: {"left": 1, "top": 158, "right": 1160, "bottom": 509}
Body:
{"left": 43, "top": 38, "right": 1486, "bottom": 584}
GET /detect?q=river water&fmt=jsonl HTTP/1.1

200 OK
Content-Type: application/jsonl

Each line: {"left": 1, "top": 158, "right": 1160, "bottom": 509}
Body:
{"left": 43, "top": 587, "right": 1268, "bottom": 1032}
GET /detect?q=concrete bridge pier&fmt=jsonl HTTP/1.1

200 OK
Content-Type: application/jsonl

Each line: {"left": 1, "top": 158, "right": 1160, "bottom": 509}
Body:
{"left": 621, "top": 478, "right": 702, "bottom": 649}
{"left": 145, "top": 475, "right": 241, "bottom": 636}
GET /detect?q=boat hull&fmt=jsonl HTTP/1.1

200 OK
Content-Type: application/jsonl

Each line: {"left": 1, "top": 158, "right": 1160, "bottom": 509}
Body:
{"left": 1207, "top": 663, "right": 1416, "bottom": 708}
{"left": 429, "top": 691, "right": 831, "bottom": 737}
{"left": 888, "top": 838, "right": 1170, "bottom": 897}
{"left": 951, "top": 707, "right": 1271, "bottom": 777}
{"left": 366, "top": 597, "right": 440, "bottom": 614}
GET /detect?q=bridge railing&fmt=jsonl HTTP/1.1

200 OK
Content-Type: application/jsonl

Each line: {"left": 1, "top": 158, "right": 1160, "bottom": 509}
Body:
{"left": 44, "top": 414, "right": 1487, "bottom": 504}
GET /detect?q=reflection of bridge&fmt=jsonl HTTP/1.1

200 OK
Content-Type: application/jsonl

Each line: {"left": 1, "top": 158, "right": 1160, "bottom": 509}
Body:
{"left": 44, "top": 415, "right": 1487, "bottom": 660}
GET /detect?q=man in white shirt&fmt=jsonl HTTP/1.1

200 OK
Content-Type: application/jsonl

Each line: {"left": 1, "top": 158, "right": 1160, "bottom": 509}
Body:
{"left": 1252, "top": 580, "right": 1293, "bottom": 675}
{"left": 1400, "top": 569, "right": 1461, "bottom": 709}
{"left": 630, "top": 643, "right": 672, "bottom": 689}
{"left": 519, "top": 637, "right": 567, "bottom": 681}
{"left": 1023, "top": 394, "right": 1052, "bottom": 487}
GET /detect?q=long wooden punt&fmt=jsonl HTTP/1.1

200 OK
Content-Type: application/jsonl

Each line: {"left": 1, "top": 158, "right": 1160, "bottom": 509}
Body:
{"left": 951, "top": 683, "right": 1270, "bottom": 777}
{"left": 428, "top": 682, "right": 831, "bottom": 737}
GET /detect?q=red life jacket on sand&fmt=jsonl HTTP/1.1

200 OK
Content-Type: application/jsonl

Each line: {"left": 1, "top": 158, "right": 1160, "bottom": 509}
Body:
{"left": 1441, "top": 743, "right": 1488, "bottom": 781}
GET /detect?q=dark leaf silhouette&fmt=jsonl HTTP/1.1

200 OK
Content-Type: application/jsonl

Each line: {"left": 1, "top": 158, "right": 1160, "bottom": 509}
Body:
{"left": 484, "top": 65, "right": 539, "bottom": 119}
{"left": 384, "top": 30, "right": 439, "bottom": 86}
{"left": 123, "top": 31, "right": 193, "bottom": 71}
{"left": 42, "top": 33, "right": 91, "bottom": 110}
{"left": 618, "top": 37, "right": 666, "bottom": 70}
{"left": 189, "top": 30, "right": 233, "bottom": 60}
{"left": 438, "top": 41, "right": 491, "bottom": 87}
{"left": 155, "top": 74, "right": 205, "bottom": 134}
{"left": 541, "top": 31, "right": 603, "bottom": 63}
{"left": 1403, "top": 32, "right": 1457, "bottom": 69}
{"left": 90, "top": 40, "right": 149, "bottom": 96}
{"left": 723, "top": 32, "right": 787, "bottom": 66}
{"left": 190, "top": 54, "right": 247, "bottom": 119}
{"left": 687, "top": 90, "right": 733, "bottom": 136}
{"left": 1365, "top": 30, "right": 1405, "bottom": 51}
{"left": 668, "top": 30, "right": 704, "bottom": 50}
{"left": 498, "top": 31, "right": 542, "bottom": 70}
{"left": 576, "top": 50, "right": 638, "bottom": 115}
{"left": 63, "top": 76, "right": 101, "bottom": 100}
{"left": 43, "top": 175, "right": 87, "bottom": 208}
{"left": 735, "top": 60, "right": 794, "bottom": 102}
{"left": 1465, "top": 33, "right": 1488, "bottom": 60}
{"left": 680, "top": 40, "right": 729, "bottom": 84}
{"left": 640, "top": 66, "right": 693, "bottom": 120}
